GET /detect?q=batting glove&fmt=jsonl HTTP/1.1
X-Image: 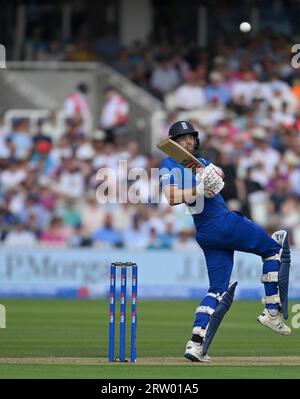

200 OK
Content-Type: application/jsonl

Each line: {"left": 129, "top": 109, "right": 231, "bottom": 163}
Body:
{"left": 196, "top": 164, "right": 224, "bottom": 198}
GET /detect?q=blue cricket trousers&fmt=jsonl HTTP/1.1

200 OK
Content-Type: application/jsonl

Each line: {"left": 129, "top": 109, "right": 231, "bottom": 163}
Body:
{"left": 193, "top": 211, "right": 281, "bottom": 328}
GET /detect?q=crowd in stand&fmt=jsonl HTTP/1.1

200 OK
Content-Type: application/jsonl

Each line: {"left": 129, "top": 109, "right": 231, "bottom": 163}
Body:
{"left": 0, "top": 109, "right": 198, "bottom": 250}
{"left": 1, "top": 27, "right": 300, "bottom": 249}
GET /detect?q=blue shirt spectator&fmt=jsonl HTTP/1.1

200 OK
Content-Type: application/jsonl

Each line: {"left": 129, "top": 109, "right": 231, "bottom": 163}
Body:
{"left": 205, "top": 71, "right": 231, "bottom": 105}
{"left": 158, "top": 224, "right": 178, "bottom": 249}
{"left": 9, "top": 119, "right": 33, "bottom": 159}
{"left": 92, "top": 213, "right": 123, "bottom": 247}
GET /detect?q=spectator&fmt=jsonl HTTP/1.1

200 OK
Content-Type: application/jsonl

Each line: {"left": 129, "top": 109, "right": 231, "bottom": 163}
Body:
{"left": 76, "top": 136, "right": 95, "bottom": 161}
{"left": 112, "top": 47, "right": 134, "bottom": 78}
{"left": 0, "top": 113, "right": 10, "bottom": 159}
{"left": 241, "top": 167, "right": 264, "bottom": 217}
{"left": 111, "top": 203, "right": 136, "bottom": 231}
{"left": 81, "top": 195, "right": 105, "bottom": 236}
{"left": 42, "top": 111, "right": 65, "bottom": 144}
{"left": 200, "top": 134, "right": 220, "bottom": 164}
{"left": 146, "top": 227, "right": 164, "bottom": 249}
{"left": 150, "top": 55, "right": 181, "bottom": 99}
{"left": 126, "top": 141, "right": 148, "bottom": 169}
{"left": 272, "top": 101, "right": 296, "bottom": 127}
{"left": 205, "top": 71, "right": 231, "bottom": 105}
{"left": 68, "top": 224, "right": 88, "bottom": 247}
{"left": 38, "top": 185, "right": 58, "bottom": 212}
{"left": 122, "top": 214, "right": 149, "bottom": 250}
{"left": 158, "top": 218, "right": 178, "bottom": 249}
{"left": 29, "top": 131, "right": 56, "bottom": 176}
{"left": 284, "top": 151, "right": 300, "bottom": 196}
{"left": 92, "top": 213, "right": 123, "bottom": 247}
{"left": 66, "top": 39, "right": 96, "bottom": 62}
{"left": 24, "top": 26, "right": 47, "bottom": 61}
{"left": 269, "top": 173, "right": 291, "bottom": 213}
{"left": 173, "top": 230, "right": 199, "bottom": 250}
{"left": 38, "top": 40, "right": 65, "bottom": 62}
{"left": 96, "top": 29, "right": 121, "bottom": 60}
{"left": 58, "top": 199, "right": 82, "bottom": 228}
{"left": 250, "top": 127, "right": 280, "bottom": 180}
{"left": 171, "top": 71, "right": 206, "bottom": 111}
{"left": 19, "top": 194, "right": 50, "bottom": 231}
{"left": 57, "top": 158, "right": 85, "bottom": 198}
{"left": 99, "top": 86, "right": 130, "bottom": 144}
{"left": 291, "top": 78, "right": 300, "bottom": 106}
{"left": 64, "top": 83, "right": 92, "bottom": 134}
{"left": 281, "top": 197, "right": 300, "bottom": 230}
{"left": 0, "top": 206, "right": 18, "bottom": 240}
{"left": 195, "top": 97, "right": 226, "bottom": 126}
{"left": 50, "top": 135, "right": 73, "bottom": 164}
{"left": 40, "top": 216, "right": 71, "bottom": 246}
{"left": 217, "top": 151, "right": 243, "bottom": 210}
{"left": 8, "top": 119, "right": 33, "bottom": 160}
{"left": 0, "top": 161, "right": 27, "bottom": 189}
{"left": 3, "top": 222, "right": 37, "bottom": 246}
{"left": 270, "top": 86, "right": 298, "bottom": 114}
{"left": 232, "top": 71, "right": 260, "bottom": 106}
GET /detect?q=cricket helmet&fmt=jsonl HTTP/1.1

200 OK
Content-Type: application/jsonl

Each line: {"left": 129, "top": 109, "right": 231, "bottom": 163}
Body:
{"left": 168, "top": 121, "right": 198, "bottom": 139}
{"left": 168, "top": 120, "right": 200, "bottom": 155}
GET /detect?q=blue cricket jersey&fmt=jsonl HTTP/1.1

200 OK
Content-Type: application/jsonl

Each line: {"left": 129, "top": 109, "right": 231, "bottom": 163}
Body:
{"left": 159, "top": 156, "right": 228, "bottom": 230}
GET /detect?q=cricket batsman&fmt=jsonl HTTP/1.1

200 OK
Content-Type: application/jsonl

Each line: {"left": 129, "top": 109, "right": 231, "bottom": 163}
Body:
{"left": 159, "top": 120, "right": 291, "bottom": 362}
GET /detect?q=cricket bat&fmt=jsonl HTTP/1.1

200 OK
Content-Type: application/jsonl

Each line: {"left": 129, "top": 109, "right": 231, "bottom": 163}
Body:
{"left": 157, "top": 137, "right": 205, "bottom": 174}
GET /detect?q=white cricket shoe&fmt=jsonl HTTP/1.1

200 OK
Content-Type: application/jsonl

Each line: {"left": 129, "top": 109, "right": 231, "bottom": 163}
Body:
{"left": 184, "top": 340, "right": 211, "bottom": 362}
{"left": 257, "top": 308, "right": 291, "bottom": 335}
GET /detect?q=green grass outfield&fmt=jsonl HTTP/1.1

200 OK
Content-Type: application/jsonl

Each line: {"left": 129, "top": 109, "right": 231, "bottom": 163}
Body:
{"left": 0, "top": 299, "right": 299, "bottom": 379}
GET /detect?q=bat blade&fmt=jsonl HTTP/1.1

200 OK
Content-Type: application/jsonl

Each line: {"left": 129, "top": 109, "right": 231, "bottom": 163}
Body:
{"left": 157, "top": 138, "right": 205, "bottom": 174}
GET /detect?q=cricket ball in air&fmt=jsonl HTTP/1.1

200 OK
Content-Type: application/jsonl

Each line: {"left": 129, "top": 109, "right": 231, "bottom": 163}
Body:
{"left": 240, "top": 22, "right": 251, "bottom": 33}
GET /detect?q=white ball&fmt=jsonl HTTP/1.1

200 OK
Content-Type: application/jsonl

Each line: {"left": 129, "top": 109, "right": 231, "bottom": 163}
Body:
{"left": 240, "top": 22, "right": 251, "bottom": 33}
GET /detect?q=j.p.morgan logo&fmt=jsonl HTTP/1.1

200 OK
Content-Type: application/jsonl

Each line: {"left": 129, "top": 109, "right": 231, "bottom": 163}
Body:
{"left": 0, "top": 44, "right": 6, "bottom": 68}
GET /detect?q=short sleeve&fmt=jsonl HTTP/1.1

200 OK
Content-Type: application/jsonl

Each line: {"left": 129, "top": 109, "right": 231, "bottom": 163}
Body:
{"left": 159, "top": 158, "right": 181, "bottom": 189}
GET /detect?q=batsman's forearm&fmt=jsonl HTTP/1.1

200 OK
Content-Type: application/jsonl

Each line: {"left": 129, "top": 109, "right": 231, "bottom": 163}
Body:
{"left": 170, "top": 186, "right": 197, "bottom": 205}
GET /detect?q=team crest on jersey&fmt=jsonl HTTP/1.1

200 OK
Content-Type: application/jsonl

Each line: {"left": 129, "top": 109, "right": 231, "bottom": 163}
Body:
{"left": 161, "top": 173, "right": 170, "bottom": 180}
